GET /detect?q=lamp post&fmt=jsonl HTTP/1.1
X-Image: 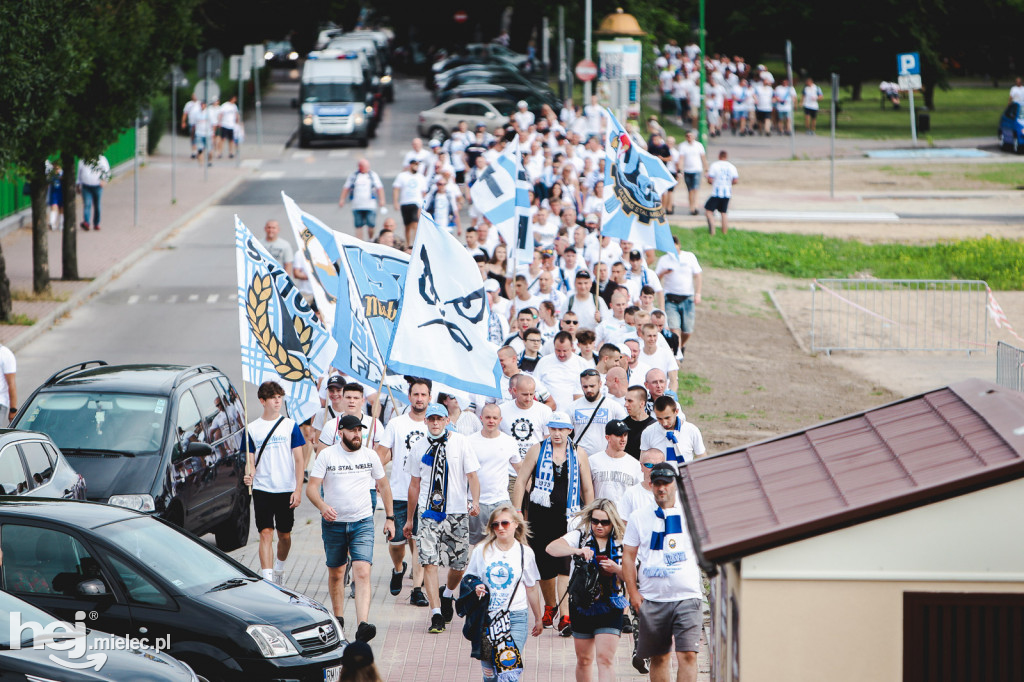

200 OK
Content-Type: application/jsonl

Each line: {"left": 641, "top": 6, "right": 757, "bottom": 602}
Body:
{"left": 697, "top": 0, "right": 708, "bottom": 148}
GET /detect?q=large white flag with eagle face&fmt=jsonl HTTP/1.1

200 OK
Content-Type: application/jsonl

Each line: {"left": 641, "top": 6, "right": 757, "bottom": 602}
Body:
{"left": 386, "top": 211, "right": 502, "bottom": 398}
{"left": 468, "top": 137, "right": 533, "bottom": 263}
{"left": 235, "top": 216, "right": 337, "bottom": 422}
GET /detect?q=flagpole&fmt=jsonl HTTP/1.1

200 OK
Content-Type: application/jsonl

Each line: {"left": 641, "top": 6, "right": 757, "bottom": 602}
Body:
{"left": 242, "top": 377, "right": 253, "bottom": 497}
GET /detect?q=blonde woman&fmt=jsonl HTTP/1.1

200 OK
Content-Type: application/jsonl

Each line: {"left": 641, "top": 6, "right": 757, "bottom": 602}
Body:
{"left": 464, "top": 504, "right": 544, "bottom": 682}
{"left": 546, "top": 499, "right": 629, "bottom": 682}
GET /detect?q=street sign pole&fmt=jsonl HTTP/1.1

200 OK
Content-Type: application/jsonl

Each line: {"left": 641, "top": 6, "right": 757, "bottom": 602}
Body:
{"left": 170, "top": 67, "right": 176, "bottom": 205}
{"left": 236, "top": 56, "right": 244, "bottom": 166}
{"left": 830, "top": 73, "right": 838, "bottom": 198}
{"left": 583, "top": 0, "right": 593, "bottom": 103}
{"left": 203, "top": 52, "right": 210, "bottom": 182}
{"left": 697, "top": 0, "right": 708, "bottom": 148}
{"left": 253, "top": 49, "right": 264, "bottom": 148}
{"left": 909, "top": 86, "right": 917, "bottom": 146}
{"left": 786, "top": 40, "right": 795, "bottom": 158}
{"left": 133, "top": 116, "right": 140, "bottom": 226}
{"left": 897, "top": 52, "right": 921, "bottom": 146}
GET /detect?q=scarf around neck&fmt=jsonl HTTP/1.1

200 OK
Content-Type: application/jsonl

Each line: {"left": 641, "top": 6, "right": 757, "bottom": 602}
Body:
{"left": 421, "top": 432, "right": 450, "bottom": 522}
{"left": 530, "top": 438, "right": 581, "bottom": 520}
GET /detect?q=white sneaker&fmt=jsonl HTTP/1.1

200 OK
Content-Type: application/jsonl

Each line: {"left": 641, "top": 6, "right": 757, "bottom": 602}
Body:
{"left": 272, "top": 570, "right": 285, "bottom": 585}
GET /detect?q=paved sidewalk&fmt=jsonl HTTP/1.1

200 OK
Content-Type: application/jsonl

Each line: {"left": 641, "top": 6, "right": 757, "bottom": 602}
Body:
{"left": 229, "top": 505, "right": 711, "bottom": 680}
{"left": 0, "top": 157, "right": 247, "bottom": 349}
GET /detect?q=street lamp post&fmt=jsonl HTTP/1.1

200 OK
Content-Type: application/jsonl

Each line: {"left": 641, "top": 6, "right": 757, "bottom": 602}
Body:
{"left": 697, "top": 0, "right": 708, "bottom": 147}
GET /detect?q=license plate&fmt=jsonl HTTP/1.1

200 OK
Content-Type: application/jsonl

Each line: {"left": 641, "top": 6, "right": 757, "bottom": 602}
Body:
{"left": 324, "top": 666, "right": 341, "bottom": 682}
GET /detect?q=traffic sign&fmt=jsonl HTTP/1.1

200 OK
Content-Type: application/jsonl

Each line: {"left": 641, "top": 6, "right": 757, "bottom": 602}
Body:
{"left": 575, "top": 59, "right": 598, "bottom": 82}
{"left": 897, "top": 74, "right": 922, "bottom": 91}
{"left": 197, "top": 49, "right": 224, "bottom": 79}
{"left": 454, "top": 10, "right": 468, "bottom": 23}
{"left": 897, "top": 52, "right": 920, "bottom": 76}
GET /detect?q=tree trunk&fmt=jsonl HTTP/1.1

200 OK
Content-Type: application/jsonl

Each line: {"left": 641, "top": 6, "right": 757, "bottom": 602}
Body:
{"left": 30, "top": 161, "right": 50, "bottom": 294}
{"left": 923, "top": 82, "right": 936, "bottom": 109}
{"left": 851, "top": 81, "right": 862, "bottom": 101}
{"left": 61, "top": 153, "right": 79, "bottom": 280}
{"left": 0, "top": 242, "right": 11, "bottom": 322}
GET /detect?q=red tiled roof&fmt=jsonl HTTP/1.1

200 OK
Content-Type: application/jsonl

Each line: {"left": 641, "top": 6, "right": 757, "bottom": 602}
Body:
{"left": 679, "top": 379, "right": 1024, "bottom": 567}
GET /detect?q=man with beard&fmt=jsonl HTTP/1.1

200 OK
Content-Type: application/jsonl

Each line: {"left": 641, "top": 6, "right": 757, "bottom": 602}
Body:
{"left": 571, "top": 368, "right": 627, "bottom": 456}
{"left": 622, "top": 386, "right": 656, "bottom": 460}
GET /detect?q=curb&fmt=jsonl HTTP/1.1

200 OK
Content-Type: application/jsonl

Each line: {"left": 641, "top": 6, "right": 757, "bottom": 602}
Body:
{"left": 7, "top": 173, "right": 247, "bottom": 354}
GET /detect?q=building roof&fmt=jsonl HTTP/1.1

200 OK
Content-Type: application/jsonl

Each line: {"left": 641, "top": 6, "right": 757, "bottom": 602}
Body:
{"left": 678, "top": 379, "right": 1024, "bottom": 572}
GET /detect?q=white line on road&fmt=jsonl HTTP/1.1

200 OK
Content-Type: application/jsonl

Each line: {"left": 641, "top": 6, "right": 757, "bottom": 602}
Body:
{"left": 127, "top": 295, "right": 139, "bottom": 305}
{"left": 240, "top": 159, "right": 263, "bottom": 168}
{"left": 291, "top": 151, "right": 313, "bottom": 160}
{"left": 729, "top": 210, "right": 900, "bottom": 223}
{"left": 148, "top": 295, "right": 158, "bottom": 302}
{"left": 260, "top": 171, "right": 286, "bottom": 179}
{"left": 167, "top": 295, "right": 178, "bottom": 304}
{"left": 189, "top": 294, "right": 199, "bottom": 302}
{"left": 368, "top": 149, "right": 386, "bottom": 157}
{"left": 328, "top": 150, "right": 350, "bottom": 158}
{"left": 207, "top": 294, "right": 219, "bottom": 304}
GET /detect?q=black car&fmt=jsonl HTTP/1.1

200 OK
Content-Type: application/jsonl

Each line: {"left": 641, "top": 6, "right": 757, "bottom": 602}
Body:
{"left": 0, "top": 500, "right": 345, "bottom": 682}
{"left": 12, "top": 362, "right": 250, "bottom": 552}
{"left": 439, "top": 82, "right": 561, "bottom": 113}
{"left": 0, "top": 428, "right": 86, "bottom": 500}
{"left": 0, "top": 587, "right": 199, "bottom": 680}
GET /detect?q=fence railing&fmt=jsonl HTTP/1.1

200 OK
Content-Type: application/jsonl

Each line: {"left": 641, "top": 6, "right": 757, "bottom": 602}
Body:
{"left": 996, "top": 341, "right": 1024, "bottom": 392}
{"left": 810, "top": 279, "right": 989, "bottom": 354}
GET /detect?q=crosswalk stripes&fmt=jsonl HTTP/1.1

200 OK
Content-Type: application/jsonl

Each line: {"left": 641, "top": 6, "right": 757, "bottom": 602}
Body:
{"left": 124, "top": 293, "right": 236, "bottom": 305}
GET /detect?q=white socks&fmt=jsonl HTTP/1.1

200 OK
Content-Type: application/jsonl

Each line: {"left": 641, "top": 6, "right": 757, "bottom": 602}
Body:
{"left": 431, "top": 608, "right": 441, "bottom": 616}
{"left": 443, "top": 587, "right": 456, "bottom": 599}
{"left": 273, "top": 559, "right": 286, "bottom": 572}
{"left": 262, "top": 568, "right": 274, "bottom": 581}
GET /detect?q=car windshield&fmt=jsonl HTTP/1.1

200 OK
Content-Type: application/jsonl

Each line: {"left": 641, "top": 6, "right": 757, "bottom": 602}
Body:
{"left": 96, "top": 517, "right": 249, "bottom": 594}
{"left": 0, "top": 590, "right": 66, "bottom": 648}
{"left": 18, "top": 392, "right": 166, "bottom": 455}
{"left": 304, "top": 82, "right": 365, "bottom": 103}
{"left": 490, "top": 100, "right": 518, "bottom": 116}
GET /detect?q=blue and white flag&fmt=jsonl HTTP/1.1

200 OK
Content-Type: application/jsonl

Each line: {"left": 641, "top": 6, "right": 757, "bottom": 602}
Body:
{"left": 387, "top": 211, "right": 502, "bottom": 398}
{"left": 235, "top": 216, "right": 337, "bottom": 423}
{"left": 469, "top": 138, "right": 533, "bottom": 263}
{"left": 601, "top": 109, "right": 677, "bottom": 253}
{"left": 282, "top": 193, "right": 409, "bottom": 387}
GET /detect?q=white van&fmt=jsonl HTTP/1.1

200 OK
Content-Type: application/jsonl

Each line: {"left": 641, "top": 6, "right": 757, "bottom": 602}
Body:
{"left": 295, "top": 52, "right": 372, "bottom": 147}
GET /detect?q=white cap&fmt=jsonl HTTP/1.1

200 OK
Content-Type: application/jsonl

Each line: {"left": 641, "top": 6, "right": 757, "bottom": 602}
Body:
{"left": 517, "top": 100, "right": 528, "bottom": 109}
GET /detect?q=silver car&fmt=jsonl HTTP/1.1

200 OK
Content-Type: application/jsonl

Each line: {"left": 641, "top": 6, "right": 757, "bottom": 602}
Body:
{"left": 417, "top": 98, "right": 512, "bottom": 142}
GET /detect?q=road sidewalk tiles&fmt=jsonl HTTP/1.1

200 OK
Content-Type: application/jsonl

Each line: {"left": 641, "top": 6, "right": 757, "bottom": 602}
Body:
{"left": 230, "top": 507, "right": 711, "bottom": 680}
{"left": 0, "top": 157, "right": 246, "bottom": 349}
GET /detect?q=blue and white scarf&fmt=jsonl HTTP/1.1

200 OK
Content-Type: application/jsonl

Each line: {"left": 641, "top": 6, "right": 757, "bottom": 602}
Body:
{"left": 645, "top": 506, "right": 687, "bottom": 578}
{"left": 421, "top": 432, "right": 450, "bottom": 522}
{"left": 529, "top": 439, "right": 581, "bottom": 520}
{"left": 665, "top": 417, "right": 682, "bottom": 464}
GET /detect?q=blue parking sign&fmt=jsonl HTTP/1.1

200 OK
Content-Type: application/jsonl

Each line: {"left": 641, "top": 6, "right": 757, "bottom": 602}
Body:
{"left": 897, "top": 52, "right": 920, "bottom": 76}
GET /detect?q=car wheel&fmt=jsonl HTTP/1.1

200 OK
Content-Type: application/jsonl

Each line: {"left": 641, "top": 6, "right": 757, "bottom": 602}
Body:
{"left": 214, "top": 490, "right": 251, "bottom": 552}
{"left": 297, "top": 132, "right": 311, "bottom": 149}
{"left": 428, "top": 126, "right": 448, "bottom": 144}
{"left": 180, "top": 655, "right": 228, "bottom": 682}
{"left": 1015, "top": 135, "right": 1021, "bottom": 154}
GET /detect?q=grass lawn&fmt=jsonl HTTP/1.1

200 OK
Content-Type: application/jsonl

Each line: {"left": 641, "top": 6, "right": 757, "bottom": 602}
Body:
{"left": 671, "top": 225, "right": 1024, "bottom": 290}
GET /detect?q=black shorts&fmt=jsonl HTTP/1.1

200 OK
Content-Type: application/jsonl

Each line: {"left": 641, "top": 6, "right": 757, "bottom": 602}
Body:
{"left": 755, "top": 110, "right": 770, "bottom": 123}
{"left": 569, "top": 605, "right": 624, "bottom": 636}
{"left": 804, "top": 107, "right": 818, "bottom": 119}
{"left": 253, "top": 490, "right": 295, "bottom": 533}
{"left": 400, "top": 203, "right": 420, "bottom": 226}
{"left": 218, "top": 128, "right": 235, "bottom": 141}
{"left": 526, "top": 503, "right": 570, "bottom": 579}
{"left": 704, "top": 196, "right": 730, "bottom": 214}
{"left": 455, "top": 170, "right": 466, "bottom": 185}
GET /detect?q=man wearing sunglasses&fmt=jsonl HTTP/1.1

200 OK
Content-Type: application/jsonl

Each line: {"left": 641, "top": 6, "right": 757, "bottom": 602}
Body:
{"left": 618, "top": 448, "right": 665, "bottom": 522}
{"left": 571, "top": 369, "right": 627, "bottom": 456}
{"left": 503, "top": 308, "right": 539, "bottom": 355}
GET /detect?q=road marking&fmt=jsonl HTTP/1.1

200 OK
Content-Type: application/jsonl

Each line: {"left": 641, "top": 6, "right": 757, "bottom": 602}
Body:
{"left": 240, "top": 159, "right": 263, "bottom": 168}
{"left": 729, "top": 210, "right": 900, "bottom": 223}
{"left": 207, "top": 294, "right": 219, "bottom": 304}
{"left": 328, "top": 150, "right": 350, "bottom": 158}
{"left": 167, "top": 295, "right": 178, "bottom": 304}
{"left": 260, "top": 170, "right": 286, "bottom": 179}
{"left": 368, "top": 149, "right": 386, "bottom": 157}
{"left": 189, "top": 294, "right": 199, "bottom": 302}
{"left": 148, "top": 294, "right": 159, "bottom": 302}
{"left": 291, "top": 151, "right": 313, "bottom": 160}
{"left": 127, "top": 295, "right": 139, "bottom": 305}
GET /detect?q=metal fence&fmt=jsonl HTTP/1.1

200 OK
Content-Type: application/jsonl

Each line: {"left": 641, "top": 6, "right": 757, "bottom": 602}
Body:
{"left": 810, "top": 279, "right": 989, "bottom": 354}
{"left": 996, "top": 341, "right": 1024, "bottom": 392}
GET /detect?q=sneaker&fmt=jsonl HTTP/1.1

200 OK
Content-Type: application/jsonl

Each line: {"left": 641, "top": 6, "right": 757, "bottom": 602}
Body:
{"left": 390, "top": 561, "right": 407, "bottom": 596}
{"left": 632, "top": 654, "right": 650, "bottom": 674}
{"left": 542, "top": 605, "right": 557, "bottom": 629}
{"left": 439, "top": 587, "right": 454, "bottom": 623}
{"left": 557, "top": 616, "right": 572, "bottom": 637}
{"left": 93, "top": 224, "right": 101, "bottom": 231}
{"left": 272, "top": 570, "right": 285, "bottom": 585}
{"left": 622, "top": 619, "right": 634, "bottom": 634}
{"left": 410, "top": 587, "right": 429, "bottom": 607}
{"left": 355, "top": 621, "right": 376, "bottom": 643}
{"left": 428, "top": 613, "right": 445, "bottom": 633}
{"left": 80, "top": 221, "right": 90, "bottom": 231}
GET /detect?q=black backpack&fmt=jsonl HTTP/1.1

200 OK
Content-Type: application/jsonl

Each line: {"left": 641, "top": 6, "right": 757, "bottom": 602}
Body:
{"left": 567, "top": 537, "right": 603, "bottom": 611}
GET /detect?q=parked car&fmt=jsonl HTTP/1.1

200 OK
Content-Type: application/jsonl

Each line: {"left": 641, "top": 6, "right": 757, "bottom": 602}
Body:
{"left": 11, "top": 362, "right": 250, "bottom": 552}
{"left": 439, "top": 82, "right": 560, "bottom": 113}
{"left": 0, "top": 587, "right": 200, "bottom": 681}
{"left": 418, "top": 98, "right": 512, "bottom": 141}
{"left": 0, "top": 499, "right": 346, "bottom": 682}
{"left": 435, "top": 70, "right": 542, "bottom": 104}
{"left": 264, "top": 40, "right": 299, "bottom": 68}
{"left": 0, "top": 428, "right": 86, "bottom": 499}
{"left": 433, "top": 63, "right": 545, "bottom": 91}
{"left": 999, "top": 102, "right": 1023, "bottom": 153}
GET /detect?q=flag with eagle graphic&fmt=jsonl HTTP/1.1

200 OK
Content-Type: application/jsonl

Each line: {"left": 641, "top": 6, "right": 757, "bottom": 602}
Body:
{"left": 235, "top": 216, "right": 337, "bottom": 422}
{"left": 601, "top": 108, "right": 677, "bottom": 253}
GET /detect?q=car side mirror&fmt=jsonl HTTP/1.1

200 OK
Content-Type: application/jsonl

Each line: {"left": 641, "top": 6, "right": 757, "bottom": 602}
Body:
{"left": 291, "top": 97, "right": 299, "bottom": 109}
{"left": 77, "top": 579, "right": 109, "bottom": 596}
{"left": 365, "top": 93, "right": 375, "bottom": 106}
{"left": 186, "top": 442, "right": 213, "bottom": 458}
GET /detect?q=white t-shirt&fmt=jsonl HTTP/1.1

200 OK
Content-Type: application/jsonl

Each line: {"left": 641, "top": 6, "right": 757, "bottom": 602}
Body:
{"left": 624, "top": 503, "right": 702, "bottom": 602}
{"left": 465, "top": 542, "right": 540, "bottom": 613}
{"left": 406, "top": 432, "right": 480, "bottom": 513}
{"left": 640, "top": 346, "right": 677, "bottom": 378}
{"left": 393, "top": 171, "right": 427, "bottom": 206}
{"left": 802, "top": 84, "right": 823, "bottom": 110}
{"left": 754, "top": 83, "right": 774, "bottom": 112}
{"left": 584, "top": 104, "right": 605, "bottom": 135}
{"left": 534, "top": 354, "right": 586, "bottom": 413}
{"left": 452, "top": 410, "right": 483, "bottom": 436}
{"left": 570, "top": 396, "right": 627, "bottom": 456}
{"left": 618, "top": 483, "right": 654, "bottom": 522}
{"left": 564, "top": 294, "right": 608, "bottom": 332}
{"left": 677, "top": 141, "right": 706, "bottom": 174}
{"left": 318, "top": 412, "right": 384, "bottom": 448}
{"left": 656, "top": 250, "right": 702, "bottom": 296}
{"left": 775, "top": 85, "right": 796, "bottom": 113}
{"left": 707, "top": 160, "right": 738, "bottom": 198}
{"left": 404, "top": 149, "right": 434, "bottom": 176}
{"left": 218, "top": 101, "right": 239, "bottom": 130}
{"left": 467, "top": 432, "right": 522, "bottom": 503}
{"left": 500, "top": 401, "right": 552, "bottom": 458}
{"left": 1011, "top": 85, "right": 1024, "bottom": 105}
{"left": 310, "top": 444, "right": 385, "bottom": 522}
{"left": 378, "top": 414, "right": 428, "bottom": 502}
{"left": 246, "top": 417, "right": 305, "bottom": 493}
{"left": 0, "top": 346, "right": 15, "bottom": 406}
{"left": 344, "top": 171, "right": 384, "bottom": 210}
{"left": 639, "top": 418, "right": 706, "bottom": 464}
{"left": 588, "top": 451, "right": 643, "bottom": 504}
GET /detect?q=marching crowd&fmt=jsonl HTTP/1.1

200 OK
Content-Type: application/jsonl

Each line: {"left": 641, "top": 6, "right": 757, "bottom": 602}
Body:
{"left": 247, "top": 108, "right": 713, "bottom": 681}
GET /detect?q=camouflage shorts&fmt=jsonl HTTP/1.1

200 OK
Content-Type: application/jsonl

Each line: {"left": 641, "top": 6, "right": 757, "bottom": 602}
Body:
{"left": 417, "top": 513, "right": 470, "bottom": 569}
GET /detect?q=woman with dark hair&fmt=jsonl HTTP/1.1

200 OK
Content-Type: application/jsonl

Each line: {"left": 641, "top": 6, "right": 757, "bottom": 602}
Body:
{"left": 485, "top": 243, "right": 509, "bottom": 296}
{"left": 339, "top": 641, "right": 382, "bottom": 682}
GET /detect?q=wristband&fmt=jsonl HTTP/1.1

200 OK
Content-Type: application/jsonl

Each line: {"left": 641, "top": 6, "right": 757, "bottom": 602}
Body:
{"left": 386, "top": 515, "right": 396, "bottom": 521}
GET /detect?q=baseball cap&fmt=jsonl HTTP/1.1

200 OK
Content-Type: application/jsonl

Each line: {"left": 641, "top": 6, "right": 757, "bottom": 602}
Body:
{"left": 483, "top": 279, "right": 500, "bottom": 293}
{"left": 649, "top": 462, "right": 678, "bottom": 483}
{"left": 605, "top": 420, "right": 630, "bottom": 436}
{"left": 517, "top": 100, "right": 528, "bottom": 109}
{"left": 629, "top": 249, "right": 643, "bottom": 260}
{"left": 338, "top": 414, "right": 364, "bottom": 431}
{"left": 540, "top": 246, "right": 555, "bottom": 258}
{"left": 428, "top": 139, "right": 441, "bottom": 148}
{"left": 548, "top": 412, "right": 573, "bottom": 429}
{"left": 584, "top": 213, "right": 599, "bottom": 224}
{"left": 575, "top": 270, "right": 592, "bottom": 279}
{"left": 326, "top": 375, "right": 345, "bottom": 389}
{"left": 425, "top": 403, "right": 448, "bottom": 419}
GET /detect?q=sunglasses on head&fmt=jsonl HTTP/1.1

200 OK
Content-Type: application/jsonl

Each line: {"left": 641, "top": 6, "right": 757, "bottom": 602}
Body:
{"left": 591, "top": 518, "right": 612, "bottom": 527}
{"left": 642, "top": 462, "right": 656, "bottom": 469}
{"left": 580, "top": 369, "right": 600, "bottom": 378}
{"left": 491, "top": 520, "right": 513, "bottom": 529}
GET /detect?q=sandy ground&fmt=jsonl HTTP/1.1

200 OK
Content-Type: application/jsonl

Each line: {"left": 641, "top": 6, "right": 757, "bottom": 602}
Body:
{"left": 672, "top": 154, "right": 1024, "bottom": 455}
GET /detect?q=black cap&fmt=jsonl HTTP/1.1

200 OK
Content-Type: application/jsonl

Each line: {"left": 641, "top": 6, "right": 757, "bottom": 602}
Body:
{"left": 649, "top": 462, "right": 677, "bottom": 483}
{"left": 575, "top": 270, "right": 592, "bottom": 279}
{"left": 326, "top": 375, "right": 345, "bottom": 389}
{"left": 338, "top": 415, "right": 364, "bottom": 431}
{"left": 341, "top": 641, "right": 374, "bottom": 670}
{"left": 629, "top": 249, "right": 643, "bottom": 260}
{"left": 605, "top": 420, "right": 630, "bottom": 436}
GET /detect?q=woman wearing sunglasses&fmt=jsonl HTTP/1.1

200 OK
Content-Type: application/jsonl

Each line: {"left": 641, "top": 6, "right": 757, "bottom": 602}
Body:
{"left": 463, "top": 505, "right": 544, "bottom": 682}
{"left": 546, "top": 498, "right": 629, "bottom": 682}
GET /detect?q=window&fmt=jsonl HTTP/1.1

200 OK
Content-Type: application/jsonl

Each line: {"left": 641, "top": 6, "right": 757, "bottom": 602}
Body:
{"left": 16, "top": 392, "right": 165, "bottom": 454}
{"left": 445, "top": 102, "right": 476, "bottom": 116}
{"left": 191, "top": 382, "right": 221, "bottom": 442}
{"left": 20, "top": 442, "right": 54, "bottom": 489}
{"left": 106, "top": 554, "right": 170, "bottom": 607}
{"left": 1, "top": 525, "right": 101, "bottom": 596}
{"left": 174, "top": 392, "right": 203, "bottom": 460}
{"left": 0, "top": 445, "right": 28, "bottom": 495}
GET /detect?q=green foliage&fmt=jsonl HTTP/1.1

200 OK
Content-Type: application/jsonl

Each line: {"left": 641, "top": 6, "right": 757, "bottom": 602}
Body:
{"left": 675, "top": 371, "right": 711, "bottom": 407}
{"left": 672, "top": 227, "right": 1024, "bottom": 290}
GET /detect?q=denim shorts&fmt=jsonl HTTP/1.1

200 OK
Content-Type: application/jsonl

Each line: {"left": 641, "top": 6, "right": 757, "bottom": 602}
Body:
{"left": 665, "top": 295, "right": 696, "bottom": 334}
{"left": 353, "top": 209, "right": 377, "bottom": 229}
{"left": 480, "top": 609, "right": 529, "bottom": 681}
{"left": 392, "top": 499, "right": 418, "bottom": 546}
{"left": 683, "top": 172, "right": 700, "bottom": 191}
{"left": 321, "top": 516, "right": 374, "bottom": 567}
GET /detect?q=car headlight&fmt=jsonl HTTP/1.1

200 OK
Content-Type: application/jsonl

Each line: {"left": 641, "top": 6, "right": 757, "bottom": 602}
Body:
{"left": 108, "top": 494, "right": 155, "bottom": 512}
{"left": 364, "top": 106, "right": 373, "bottom": 114}
{"left": 288, "top": 51, "right": 299, "bottom": 61}
{"left": 354, "top": 113, "right": 364, "bottom": 125}
{"left": 381, "top": 75, "right": 392, "bottom": 83}
{"left": 303, "top": 115, "right": 314, "bottom": 125}
{"left": 264, "top": 51, "right": 273, "bottom": 61}
{"left": 247, "top": 625, "right": 298, "bottom": 658}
